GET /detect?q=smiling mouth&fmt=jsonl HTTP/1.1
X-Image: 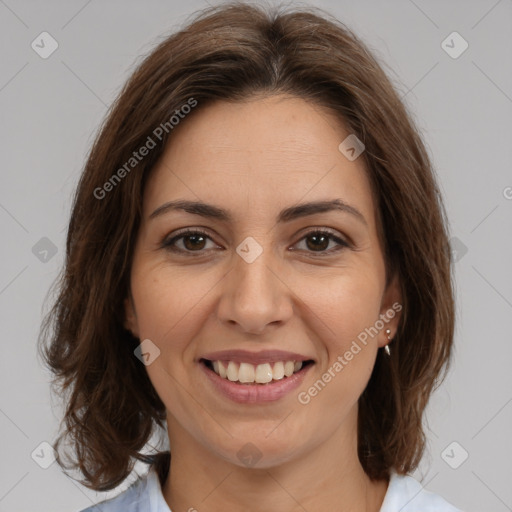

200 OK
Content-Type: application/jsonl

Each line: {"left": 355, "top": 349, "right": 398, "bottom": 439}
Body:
{"left": 200, "top": 358, "right": 315, "bottom": 385}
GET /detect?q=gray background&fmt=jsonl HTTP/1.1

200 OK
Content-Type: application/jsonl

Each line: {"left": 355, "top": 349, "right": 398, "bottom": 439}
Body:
{"left": 1, "top": 0, "right": 511, "bottom": 511}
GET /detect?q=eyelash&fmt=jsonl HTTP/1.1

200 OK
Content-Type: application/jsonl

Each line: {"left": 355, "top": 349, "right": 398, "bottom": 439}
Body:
{"left": 161, "top": 228, "right": 349, "bottom": 257}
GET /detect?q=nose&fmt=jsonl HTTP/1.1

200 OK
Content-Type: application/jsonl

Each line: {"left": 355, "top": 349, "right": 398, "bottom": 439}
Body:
{"left": 216, "top": 244, "right": 294, "bottom": 335}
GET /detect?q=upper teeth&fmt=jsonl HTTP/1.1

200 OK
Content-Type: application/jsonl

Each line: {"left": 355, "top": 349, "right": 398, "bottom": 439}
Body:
{"left": 211, "top": 360, "right": 304, "bottom": 384}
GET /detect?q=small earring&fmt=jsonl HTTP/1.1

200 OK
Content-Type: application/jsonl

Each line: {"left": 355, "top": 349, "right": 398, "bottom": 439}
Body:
{"left": 384, "top": 329, "right": 392, "bottom": 356}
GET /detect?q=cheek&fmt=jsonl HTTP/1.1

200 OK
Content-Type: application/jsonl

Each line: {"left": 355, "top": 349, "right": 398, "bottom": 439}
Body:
{"left": 130, "top": 267, "right": 214, "bottom": 411}
{"left": 131, "top": 266, "right": 212, "bottom": 344}
{"left": 299, "top": 268, "right": 382, "bottom": 349}
{"left": 295, "top": 269, "right": 382, "bottom": 401}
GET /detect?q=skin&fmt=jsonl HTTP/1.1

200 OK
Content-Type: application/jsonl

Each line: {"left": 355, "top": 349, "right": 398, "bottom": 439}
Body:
{"left": 125, "top": 94, "right": 402, "bottom": 512}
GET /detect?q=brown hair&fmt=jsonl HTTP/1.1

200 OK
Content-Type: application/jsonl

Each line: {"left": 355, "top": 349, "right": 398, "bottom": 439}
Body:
{"left": 39, "top": 0, "right": 455, "bottom": 491}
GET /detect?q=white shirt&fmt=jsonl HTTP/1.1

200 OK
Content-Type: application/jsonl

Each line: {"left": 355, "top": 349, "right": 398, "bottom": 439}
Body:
{"left": 79, "top": 466, "right": 463, "bottom": 511}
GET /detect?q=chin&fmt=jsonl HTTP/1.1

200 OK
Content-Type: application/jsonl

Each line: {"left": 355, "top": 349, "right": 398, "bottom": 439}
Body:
{"left": 213, "top": 430, "right": 306, "bottom": 470}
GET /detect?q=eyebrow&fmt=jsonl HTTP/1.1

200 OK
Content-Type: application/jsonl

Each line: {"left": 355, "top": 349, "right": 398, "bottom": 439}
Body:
{"left": 149, "top": 198, "right": 367, "bottom": 225}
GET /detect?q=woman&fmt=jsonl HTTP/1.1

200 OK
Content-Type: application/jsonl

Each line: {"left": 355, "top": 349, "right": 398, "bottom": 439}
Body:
{"left": 39, "top": 2, "right": 462, "bottom": 511}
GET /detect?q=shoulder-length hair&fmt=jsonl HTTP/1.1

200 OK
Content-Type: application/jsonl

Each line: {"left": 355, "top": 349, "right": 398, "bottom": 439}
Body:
{"left": 39, "top": 0, "right": 455, "bottom": 491}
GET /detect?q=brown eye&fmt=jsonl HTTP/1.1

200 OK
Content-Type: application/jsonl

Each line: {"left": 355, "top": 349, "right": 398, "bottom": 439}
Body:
{"left": 162, "top": 229, "right": 218, "bottom": 254}
{"left": 162, "top": 228, "right": 348, "bottom": 256}
{"left": 294, "top": 230, "right": 349, "bottom": 255}
{"left": 305, "top": 233, "right": 330, "bottom": 251}
{"left": 182, "top": 233, "right": 207, "bottom": 251}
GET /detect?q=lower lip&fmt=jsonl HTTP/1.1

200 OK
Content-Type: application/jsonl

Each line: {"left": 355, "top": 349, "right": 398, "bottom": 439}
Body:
{"left": 199, "top": 362, "right": 313, "bottom": 404}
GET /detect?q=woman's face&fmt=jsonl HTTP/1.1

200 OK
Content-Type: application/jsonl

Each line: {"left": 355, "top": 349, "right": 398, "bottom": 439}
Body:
{"left": 126, "top": 94, "right": 401, "bottom": 468}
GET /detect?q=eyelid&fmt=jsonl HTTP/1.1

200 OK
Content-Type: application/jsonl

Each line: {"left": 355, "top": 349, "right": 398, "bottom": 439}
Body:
{"left": 162, "top": 227, "right": 219, "bottom": 254}
{"left": 161, "top": 226, "right": 350, "bottom": 255}
{"left": 290, "top": 227, "right": 350, "bottom": 256}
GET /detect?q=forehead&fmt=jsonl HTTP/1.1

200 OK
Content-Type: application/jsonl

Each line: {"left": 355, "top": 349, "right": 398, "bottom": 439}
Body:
{"left": 144, "top": 95, "right": 375, "bottom": 223}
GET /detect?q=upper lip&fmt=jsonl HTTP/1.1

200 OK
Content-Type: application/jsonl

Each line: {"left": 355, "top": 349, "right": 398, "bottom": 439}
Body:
{"left": 199, "top": 349, "right": 314, "bottom": 365}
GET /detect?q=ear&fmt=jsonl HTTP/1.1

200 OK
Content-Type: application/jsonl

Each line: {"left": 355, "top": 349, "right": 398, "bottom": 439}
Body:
{"left": 124, "top": 293, "right": 140, "bottom": 338}
{"left": 377, "top": 272, "right": 403, "bottom": 348}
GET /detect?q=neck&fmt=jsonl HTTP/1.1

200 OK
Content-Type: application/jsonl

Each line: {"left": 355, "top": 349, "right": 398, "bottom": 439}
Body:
{"left": 162, "top": 417, "right": 388, "bottom": 512}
